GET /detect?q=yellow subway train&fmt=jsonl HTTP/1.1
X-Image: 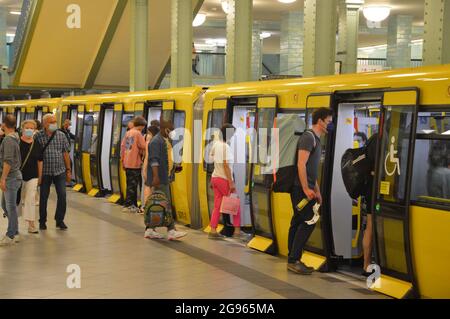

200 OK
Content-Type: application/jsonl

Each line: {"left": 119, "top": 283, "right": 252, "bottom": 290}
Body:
{"left": 0, "top": 64, "right": 449, "bottom": 299}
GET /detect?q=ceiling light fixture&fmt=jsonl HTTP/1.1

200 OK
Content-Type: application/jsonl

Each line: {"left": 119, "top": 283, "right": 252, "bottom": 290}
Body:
{"left": 193, "top": 13, "right": 206, "bottom": 27}
{"left": 221, "top": 0, "right": 230, "bottom": 14}
{"left": 363, "top": 5, "right": 392, "bottom": 22}
{"left": 278, "top": 0, "right": 297, "bottom": 3}
{"left": 260, "top": 32, "right": 271, "bottom": 40}
{"left": 9, "top": 11, "right": 21, "bottom": 15}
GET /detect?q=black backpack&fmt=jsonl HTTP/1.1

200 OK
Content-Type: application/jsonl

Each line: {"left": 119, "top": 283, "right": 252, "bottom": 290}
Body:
{"left": 341, "top": 136, "right": 376, "bottom": 200}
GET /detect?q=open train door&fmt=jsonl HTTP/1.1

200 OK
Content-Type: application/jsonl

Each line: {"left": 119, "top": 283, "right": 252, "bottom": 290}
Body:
{"left": 247, "top": 96, "right": 278, "bottom": 254}
{"left": 370, "top": 88, "right": 420, "bottom": 298}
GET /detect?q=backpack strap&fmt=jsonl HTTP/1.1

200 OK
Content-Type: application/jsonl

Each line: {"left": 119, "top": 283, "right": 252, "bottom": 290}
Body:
{"left": 305, "top": 130, "right": 318, "bottom": 153}
{"left": 42, "top": 131, "right": 57, "bottom": 153}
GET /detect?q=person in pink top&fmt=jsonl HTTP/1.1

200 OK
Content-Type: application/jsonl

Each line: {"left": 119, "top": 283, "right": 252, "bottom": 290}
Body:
{"left": 120, "top": 116, "right": 147, "bottom": 213}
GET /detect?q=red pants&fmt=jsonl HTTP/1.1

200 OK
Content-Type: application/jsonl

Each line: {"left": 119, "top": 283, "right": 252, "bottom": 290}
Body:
{"left": 210, "top": 177, "right": 241, "bottom": 229}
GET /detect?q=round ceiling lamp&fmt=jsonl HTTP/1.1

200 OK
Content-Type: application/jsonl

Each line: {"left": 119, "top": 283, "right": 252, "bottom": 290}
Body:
{"left": 221, "top": 0, "right": 230, "bottom": 14}
{"left": 363, "top": 5, "right": 392, "bottom": 22}
{"left": 260, "top": 32, "right": 272, "bottom": 40}
{"left": 278, "top": 0, "right": 297, "bottom": 3}
{"left": 193, "top": 13, "right": 206, "bottom": 27}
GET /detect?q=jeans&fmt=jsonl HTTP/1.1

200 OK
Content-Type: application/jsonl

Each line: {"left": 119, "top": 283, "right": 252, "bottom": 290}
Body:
{"left": 288, "top": 186, "right": 317, "bottom": 264}
{"left": 124, "top": 168, "right": 141, "bottom": 208}
{"left": 210, "top": 177, "right": 241, "bottom": 229}
{"left": 2, "top": 176, "right": 23, "bottom": 239}
{"left": 39, "top": 173, "right": 67, "bottom": 225}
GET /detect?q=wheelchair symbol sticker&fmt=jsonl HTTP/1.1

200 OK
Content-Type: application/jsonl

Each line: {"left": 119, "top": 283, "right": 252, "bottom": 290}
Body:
{"left": 385, "top": 136, "right": 401, "bottom": 176}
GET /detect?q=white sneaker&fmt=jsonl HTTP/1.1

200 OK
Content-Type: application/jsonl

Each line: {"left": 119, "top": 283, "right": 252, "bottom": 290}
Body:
{"left": 14, "top": 235, "right": 20, "bottom": 243}
{"left": 0, "top": 236, "right": 15, "bottom": 246}
{"left": 167, "top": 230, "right": 187, "bottom": 241}
{"left": 144, "top": 229, "right": 165, "bottom": 239}
{"left": 128, "top": 205, "right": 140, "bottom": 214}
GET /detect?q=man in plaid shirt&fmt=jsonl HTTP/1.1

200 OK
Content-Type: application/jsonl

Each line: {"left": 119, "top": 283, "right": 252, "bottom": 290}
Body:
{"left": 35, "top": 114, "right": 71, "bottom": 231}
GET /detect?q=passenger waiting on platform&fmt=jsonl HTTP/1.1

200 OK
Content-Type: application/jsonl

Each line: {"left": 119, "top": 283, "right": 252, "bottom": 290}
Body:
{"left": 0, "top": 115, "right": 23, "bottom": 246}
{"left": 287, "top": 108, "right": 333, "bottom": 275}
{"left": 141, "top": 123, "right": 160, "bottom": 213}
{"left": 61, "top": 119, "right": 75, "bottom": 144}
{"left": 19, "top": 120, "right": 43, "bottom": 234}
{"left": 144, "top": 119, "right": 187, "bottom": 241}
{"left": 120, "top": 116, "right": 147, "bottom": 213}
{"left": 35, "top": 114, "right": 71, "bottom": 231}
{"left": 208, "top": 124, "right": 245, "bottom": 241}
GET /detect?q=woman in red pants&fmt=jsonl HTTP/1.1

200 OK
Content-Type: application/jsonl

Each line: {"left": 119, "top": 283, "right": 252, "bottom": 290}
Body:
{"left": 208, "top": 124, "right": 244, "bottom": 240}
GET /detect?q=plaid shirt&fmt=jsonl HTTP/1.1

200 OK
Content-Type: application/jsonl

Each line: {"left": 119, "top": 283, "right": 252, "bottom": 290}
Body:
{"left": 35, "top": 130, "right": 70, "bottom": 176}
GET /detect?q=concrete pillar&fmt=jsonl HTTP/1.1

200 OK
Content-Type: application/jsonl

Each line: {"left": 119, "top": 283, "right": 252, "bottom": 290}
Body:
{"left": 130, "top": 0, "right": 149, "bottom": 92}
{"left": 171, "top": 0, "right": 193, "bottom": 88}
{"left": 336, "top": 0, "right": 347, "bottom": 68}
{"left": 280, "top": 11, "right": 303, "bottom": 76}
{"left": 303, "top": 0, "right": 338, "bottom": 77}
{"left": 387, "top": 15, "right": 413, "bottom": 69}
{"left": 343, "top": 1, "right": 364, "bottom": 74}
{"left": 0, "top": 7, "right": 8, "bottom": 89}
{"left": 251, "top": 22, "right": 262, "bottom": 81}
{"left": 423, "top": 0, "right": 450, "bottom": 66}
{"left": 225, "top": 0, "right": 253, "bottom": 83}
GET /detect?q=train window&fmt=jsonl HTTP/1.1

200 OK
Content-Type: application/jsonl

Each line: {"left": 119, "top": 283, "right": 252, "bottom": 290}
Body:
{"left": 411, "top": 112, "right": 450, "bottom": 209}
{"left": 82, "top": 114, "right": 94, "bottom": 152}
{"left": 172, "top": 111, "right": 186, "bottom": 164}
{"left": 376, "top": 106, "right": 414, "bottom": 205}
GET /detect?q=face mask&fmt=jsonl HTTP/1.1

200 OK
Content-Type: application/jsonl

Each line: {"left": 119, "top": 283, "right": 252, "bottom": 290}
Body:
{"left": 23, "top": 129, "right": 34, "bottom": 138}
{"left": 168, "top": 130, "right": 176, "bottom": 140}
{"left": 49, "top": 123, "right": 58, "bottom": 132}
{"left": 326, "top": 122, "right": 334, "bottom": 133}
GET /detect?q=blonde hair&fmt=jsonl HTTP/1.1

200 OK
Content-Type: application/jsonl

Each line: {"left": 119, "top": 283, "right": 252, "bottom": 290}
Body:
{"left": 21, "top": 119, "right": 37, "bottom": 130}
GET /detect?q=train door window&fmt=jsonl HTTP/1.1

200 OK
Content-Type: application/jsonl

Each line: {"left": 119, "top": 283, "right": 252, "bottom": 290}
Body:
{"left": 147, "top": 108, "right": 162, "bottom": 126}
{"left": 69, "top": 108, "right": 78, "bottom": 176}
{"left": 172, "top": 111, "right": 186, "bottom": 164}
{"left": 101, "top": 108, "right": 114, "bottom": 192}
{"left": 251, "top": 107, "right": 276, "bottom": 237}
{"left": 82, "top": 113, "right": 95, "bottom": 152}
{"left": 15, "top": 110, "right": 21, "bottom": 129}
{"left": 329, "top": 102, "right": 380, "bottom": 261}
{"left": 411, "top": 111, "right": 450, "bottom": 208}
{"left": 0, "top": 110, "right": 3, "bottom": 123}
{"left": 121, "top": 113, "right": 135, "bottom": 140}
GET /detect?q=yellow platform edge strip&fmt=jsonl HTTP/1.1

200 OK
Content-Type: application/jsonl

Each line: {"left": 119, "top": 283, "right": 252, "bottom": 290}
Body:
{"left": 247, "top": 236, "right": 273, "bottom": 252}
{"left": 370, "top": 274, "right": 413, "bottom": 299}
{"left": 301, "top": 251, "right": 327, "bottom": 270}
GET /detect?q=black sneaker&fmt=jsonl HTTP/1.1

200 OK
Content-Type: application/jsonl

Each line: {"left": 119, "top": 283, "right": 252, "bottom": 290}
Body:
{"left": 56, "top": 222, "right": 68, "bottom": 230}
{"left": 287, "top": 262, "right": 314, "bottom": 275}
{"left": 39, "top": 224, "right": 47, "bottom": 230}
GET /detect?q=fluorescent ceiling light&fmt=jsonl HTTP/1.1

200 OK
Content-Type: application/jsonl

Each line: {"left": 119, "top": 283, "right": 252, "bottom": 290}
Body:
{"left": 442, "top": 130, "right": 450, "bottom": 136}
{"left": 260, "top": 32, "right": 271, "bottom": 40}
{"left": 221, "top": 0, "right": 229, "bottom": 14}
{"left": 6, "top": 33, "right": 15, "bottom": 37}
{"left": 9, "top": 11, "right": 20, "bottom": 15}
{"left": 422, "top": 129, "right": 436, "bottom": 134}
{"left": 278, "top": 0, "right": 297, "bottom": 3}
{"left": 193, "top": 13, "right": 206, "bottom": 27}
{"left": 363, "top": 5, "right": 391, "bottom": 22}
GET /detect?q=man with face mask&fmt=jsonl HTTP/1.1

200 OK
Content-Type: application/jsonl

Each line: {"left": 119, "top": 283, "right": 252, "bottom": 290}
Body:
{"left": 144, "top": 119, "right": 187, "bottom": 241}
{"left": 287, "top": 107, "right": 333, "bottom": 275}
{"left": 35, "top": 114, "right": 71, "bottom": 230}
{"left": 61, "top": 119, "right": 75, "bottom": 144}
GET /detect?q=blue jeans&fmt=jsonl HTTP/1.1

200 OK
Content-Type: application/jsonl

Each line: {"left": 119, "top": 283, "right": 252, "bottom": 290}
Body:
{"left": 39, "top": 173, "right": 67, "bottom": 225}
{"left": 2, "top": 176, "right": 23, "bottom": 239}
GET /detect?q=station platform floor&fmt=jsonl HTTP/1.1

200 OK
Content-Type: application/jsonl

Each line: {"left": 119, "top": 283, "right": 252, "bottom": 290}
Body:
{"left": 0, "top": 189, "right": 389, "bottom": 299}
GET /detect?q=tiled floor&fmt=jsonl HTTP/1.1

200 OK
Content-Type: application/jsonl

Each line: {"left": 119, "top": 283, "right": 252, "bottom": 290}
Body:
{"left": 0, "top": 189, "right": 389, "bottom": 299}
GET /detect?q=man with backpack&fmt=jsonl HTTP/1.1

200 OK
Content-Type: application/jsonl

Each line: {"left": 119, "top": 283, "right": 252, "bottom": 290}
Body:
{"left": 144, "top": 119, "right": 187, "bottom": 241}
{"left": 287, "top": 108, "right": 333, "bottom": 275}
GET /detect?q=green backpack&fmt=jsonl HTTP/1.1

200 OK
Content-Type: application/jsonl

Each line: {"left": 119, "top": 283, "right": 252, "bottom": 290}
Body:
{"left": 144, "top": 191, "right": 173, "bottom": 228}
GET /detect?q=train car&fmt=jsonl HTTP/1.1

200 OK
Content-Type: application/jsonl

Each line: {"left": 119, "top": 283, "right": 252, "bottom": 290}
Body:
{"left": 60, "top": 87, "right": 203, "bottom": 227}
{"left": 199, "top": 64, "right": 450, "bottom": 299}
